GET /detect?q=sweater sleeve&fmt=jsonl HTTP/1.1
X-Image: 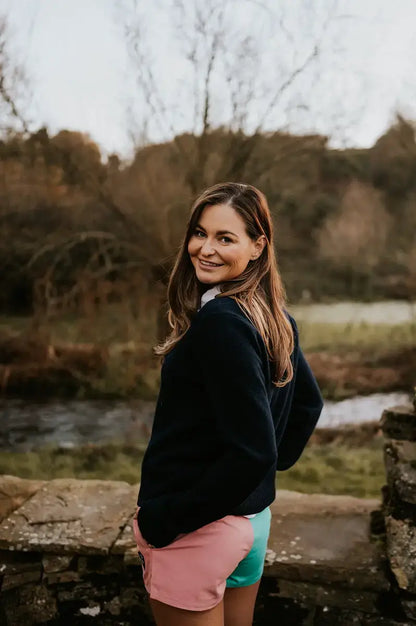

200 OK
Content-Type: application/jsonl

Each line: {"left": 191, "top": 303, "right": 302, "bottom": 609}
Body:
{"left": 276, "top": 347, "right": 323, "bottom": 471}
{"left": 137, "top": 311, "right": 277, "bottom": 547}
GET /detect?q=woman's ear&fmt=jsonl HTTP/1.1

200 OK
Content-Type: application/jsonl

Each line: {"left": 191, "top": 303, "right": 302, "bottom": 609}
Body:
{"left": 251, "top": 235, "right": 267, "bottom": 260}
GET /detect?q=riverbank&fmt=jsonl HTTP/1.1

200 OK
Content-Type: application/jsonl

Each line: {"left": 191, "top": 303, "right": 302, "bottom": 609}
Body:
{"left": 308, "top": 346, "right": 416, "bottom": 400}
{"left": 0, "top": 317, "right": 415, "bottom": 400}
{"left": 0, "top": 422, "right": 385, "bottom": 498}
{"left": 299, "top": 318, "right": 416, "bottom": 399}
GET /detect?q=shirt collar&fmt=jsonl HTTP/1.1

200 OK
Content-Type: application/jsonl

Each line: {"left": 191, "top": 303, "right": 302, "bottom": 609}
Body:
{"left": 199, "top": 284, "right": 222, "bottom": 310}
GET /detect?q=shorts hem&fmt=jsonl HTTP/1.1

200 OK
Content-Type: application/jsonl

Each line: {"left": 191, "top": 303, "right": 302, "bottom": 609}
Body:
{"left": 225, "top": 573, "right": 263, "bottom": 589}
{"left": 148, "top": 591, "right": 223, "bottom": 612}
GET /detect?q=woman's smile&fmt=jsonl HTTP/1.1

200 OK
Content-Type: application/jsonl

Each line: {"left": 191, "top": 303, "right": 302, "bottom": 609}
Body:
{"left": 198, "top": 259, "right": 224, "bottom": 269}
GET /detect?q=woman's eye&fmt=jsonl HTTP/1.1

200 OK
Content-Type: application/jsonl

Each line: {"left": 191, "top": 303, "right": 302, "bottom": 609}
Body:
{"left": 194, "top": 229, "right": 205, "bottom": 238}
{"left": 220, "top": 236, "right": 232, "bottom": 243}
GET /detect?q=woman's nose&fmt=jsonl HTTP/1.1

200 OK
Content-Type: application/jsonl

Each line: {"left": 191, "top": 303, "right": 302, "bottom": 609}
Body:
{"left": 200, "top": 239, "right": 215, "bottom": 255}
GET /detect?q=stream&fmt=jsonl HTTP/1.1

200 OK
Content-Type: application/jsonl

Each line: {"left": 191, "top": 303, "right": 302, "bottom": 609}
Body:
{"left": 0, "top": 391, "right": 410, "bottom": 452}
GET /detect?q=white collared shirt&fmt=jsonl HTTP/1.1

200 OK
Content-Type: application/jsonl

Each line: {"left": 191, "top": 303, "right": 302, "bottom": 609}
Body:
{"left": 199, "top": 284, "right": 222, "bottom": 310}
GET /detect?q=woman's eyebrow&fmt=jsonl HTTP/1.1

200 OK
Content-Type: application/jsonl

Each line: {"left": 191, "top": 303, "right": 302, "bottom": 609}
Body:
{"left": 196, "top": 223, "right": 238, "bottom": 237}
{"left": 217, "top": 230, "right": 238, "bottom": 237}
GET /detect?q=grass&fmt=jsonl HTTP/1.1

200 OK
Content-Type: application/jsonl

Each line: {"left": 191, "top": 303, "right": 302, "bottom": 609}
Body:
{"left": 0, "top": 442, "right": 146, "bottom": 485}
{"left": 297, "top": 320, "right": 416, "bottom": 356}
{"left": 2, "top": 305, "right": 415, "bottom": 356}
{"left": 75, "top": 351, "right": 161, "bottom": 400}
{"left": 0, "top": 439, "right": 385, "bottom": 499}
{"left": 277, "top": 439, "right": 384, "bottom": 498}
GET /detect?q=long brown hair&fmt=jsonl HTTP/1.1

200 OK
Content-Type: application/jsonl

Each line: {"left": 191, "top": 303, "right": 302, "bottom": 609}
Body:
{"left": 155, "top": 182, "right": 294, "bottom": 386}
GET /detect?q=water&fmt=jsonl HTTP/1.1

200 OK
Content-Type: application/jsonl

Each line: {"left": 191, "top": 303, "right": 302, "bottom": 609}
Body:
{"left": 319, "top": 392, "right": 410, "bottom": 428}
{"left": 0, "top": 399, "right": 155, "bottom": 452}
{"left": 0, "top": 392, "right": 411, "bottom": 452}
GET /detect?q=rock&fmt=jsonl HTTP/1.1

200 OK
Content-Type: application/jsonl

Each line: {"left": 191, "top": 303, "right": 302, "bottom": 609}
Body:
{"left": 2, "top": 482, "right": 409, "bottom": 624}
{"left": 77, "top": 554, "right": 124, "bottom": 575}
{"left": 401, "top": 597, "right": 416, "bottom": 621}
{"left": 103, "top": 595, "right": 121, "bottom": 616}
{"left": 265, "top": 491, "right": 388, "bottom": 592}
{"left": 0, "top": 550, "right": 42, "bottom": 591}
{"left": 382, "top": 485, "right": 416, "bottom": 523}
{"left": 1, "top": 582, "right": 57, "bottom": 625}
{"left": 111, "top": 513, "right": 136, "bottom": 554}
{"left": 385, "top": 516, "right": 416, "bottom": 593}
{"left": 272, "top": 490, "right": 380, "bottom": 516}
{"left": 314, "top": 606, "right": 413, "bottom": 625}
{"left": 56, "top": 581, "right": 96, "bottom": 603}
{"left": 44, "top": 569, "right": 81, "bottom": 584}
{"left": 381, "top": 405, "right": 416, "bottom": 441}
{"left": 78, "top": 604, "right": 101, "bottom": 617}
{"left": 0, "top": 475, "right": 45, "bottom": 522}
{"left": 0, "top": 478, "right": 138, "bottom": 555}
{"left": 111, "top": 505, "right": 140, "bottom": 566}
{"left": 42, "top": 554, "right": 74, "bottom": 573}
{"left": 274, "top": 578, "right": 379, "bottom": 613}
{"left": 384, "top": 440, "right": 416, "bottom": 505}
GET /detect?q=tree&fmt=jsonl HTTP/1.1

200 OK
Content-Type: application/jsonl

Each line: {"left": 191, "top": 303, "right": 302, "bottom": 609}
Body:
{"left": 121, "top": 0, "right": 342, "bottom": 193}
{"left": 370, "top": 115, "right": 416, "bottom": 196}
{"left": 317, "top": 180, "right": 391, "bottom": 297}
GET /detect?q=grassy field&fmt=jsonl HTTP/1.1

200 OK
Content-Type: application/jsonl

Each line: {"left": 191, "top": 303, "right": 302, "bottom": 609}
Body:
{"left": 297, "top": 319, "right": 416, "bottom": 355}
{"left": 277, "top": 439, "right": 384, "bottom": 498}
{"left": 2, "top": 302, "right": 415, "bottom": 354}
{"left": 0, "top": 438, "right": 385, "bottom": 499}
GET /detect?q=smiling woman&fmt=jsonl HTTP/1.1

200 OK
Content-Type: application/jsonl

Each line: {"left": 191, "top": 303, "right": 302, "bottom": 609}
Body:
{"left": 187, "top": 203, "right": 266, "bottom": 285}
{"left": 132, "top": 182, "right": 323, "bottom": 626}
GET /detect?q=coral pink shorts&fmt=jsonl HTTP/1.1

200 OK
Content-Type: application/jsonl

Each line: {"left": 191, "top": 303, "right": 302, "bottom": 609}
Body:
{"left": 132, "top": 506, "right": 254, "bottom": 611}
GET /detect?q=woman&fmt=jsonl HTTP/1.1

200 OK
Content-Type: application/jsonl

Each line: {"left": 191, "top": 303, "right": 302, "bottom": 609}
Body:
{"left": 133, "top": 182, "right": 323, "bottom": 626}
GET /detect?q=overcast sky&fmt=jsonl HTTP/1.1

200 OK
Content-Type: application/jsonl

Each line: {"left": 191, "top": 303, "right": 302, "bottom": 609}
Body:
{"left": 1, "top": 0, "right": 415, "bottom": 157}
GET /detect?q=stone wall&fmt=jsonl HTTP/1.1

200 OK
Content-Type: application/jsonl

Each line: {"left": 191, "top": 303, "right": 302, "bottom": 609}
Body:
{"left": 381, "top": 402, "right": 416, "bottom": 622}
{"left": 0, "top": 401, "right": 415, "bottom": 625}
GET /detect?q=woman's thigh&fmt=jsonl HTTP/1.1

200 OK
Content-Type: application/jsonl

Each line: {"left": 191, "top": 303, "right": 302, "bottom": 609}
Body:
{"left": 149, "top": 581, "right": 261, "bottom": 626}
{"left": 150, "top": 597, "right": 224, "bottom": 626}
{"left": 223, "top": 581, "right": 261, "bottom": 626}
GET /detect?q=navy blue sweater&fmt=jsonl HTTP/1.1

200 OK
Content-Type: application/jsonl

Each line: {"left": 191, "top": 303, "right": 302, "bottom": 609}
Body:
{"left": 137, "top": 295, "right": 323, "bottom": 547}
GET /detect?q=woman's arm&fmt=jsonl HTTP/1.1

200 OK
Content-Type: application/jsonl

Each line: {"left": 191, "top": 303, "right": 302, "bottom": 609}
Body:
{"left": 276, "top": 347, "right": 323, "bottom": 471}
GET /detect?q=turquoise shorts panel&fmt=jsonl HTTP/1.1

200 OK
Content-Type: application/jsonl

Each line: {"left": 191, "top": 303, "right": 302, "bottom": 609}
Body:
{"left": 226, "top": 506, "right": 272, "bottom": 588}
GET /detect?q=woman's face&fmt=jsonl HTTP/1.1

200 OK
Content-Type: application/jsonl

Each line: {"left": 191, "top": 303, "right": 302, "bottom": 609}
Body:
{"left": 187, "top": 203, "right": 265, "bottom": 285}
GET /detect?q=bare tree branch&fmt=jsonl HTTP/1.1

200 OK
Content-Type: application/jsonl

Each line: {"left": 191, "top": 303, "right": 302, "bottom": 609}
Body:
{"left": 121, "top": 0, "right": 340, "bottom": 192}
{"left": 255, "top": 44, "right": 319, "bottom": 133}
{"left": 0, "top": 15, "right": 30, "bottom": 134}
